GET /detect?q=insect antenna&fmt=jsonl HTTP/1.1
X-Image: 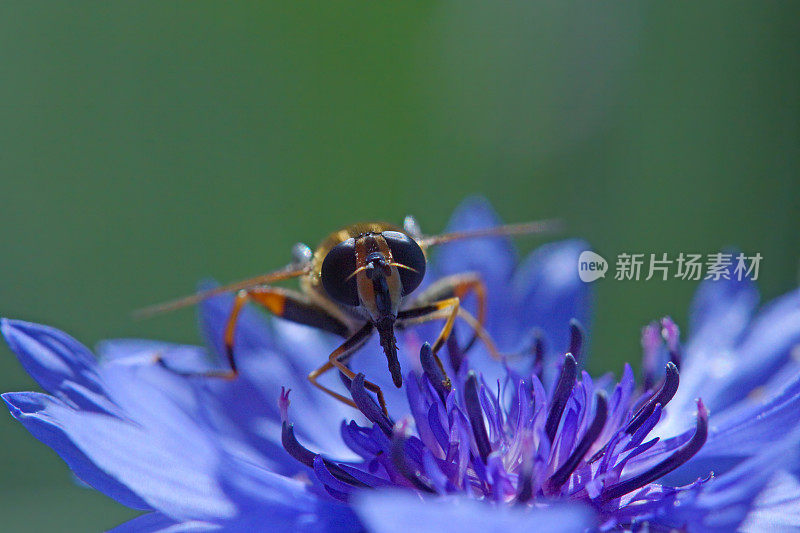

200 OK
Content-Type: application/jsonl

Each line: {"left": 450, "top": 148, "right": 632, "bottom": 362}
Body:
{"left": 419, "top": 219, "right": 563, "bottom": 248}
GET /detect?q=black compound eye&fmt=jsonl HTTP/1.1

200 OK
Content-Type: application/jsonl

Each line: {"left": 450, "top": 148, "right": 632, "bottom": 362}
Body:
{"left": 321, "top": 238, "right": 359, "bottom": 306}
{"left": 383, "top": 231, "right": 426, "bottom": 295}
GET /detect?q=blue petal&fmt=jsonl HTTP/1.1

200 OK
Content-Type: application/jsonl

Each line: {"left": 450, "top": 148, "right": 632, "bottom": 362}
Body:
{"left": 353, "top": 491, "right": 595, "bottom": 533}
{"left": 714, "top": 288, "right": 800, "bottom": 404}
{"left": 1, "top": 319, "right": 111, "bottom": 412}
{"left": 694, "top": 383, "right": 800, "bottom": 464}
{"left": 96, "top": 341, "right": 226, "bottom": 426}
{"left": 348, "top": 333, "right": 418, "bottom": 414}
{"left": 647, "top": 381, "right": 800, "bottom": 489}
{"left": 401, "top": 198, "right": 517, "bottom": 381}
{"left": 681, "top": 288, "right": 800, "bottom": 415}
{"left": 688, "top": 269, "right": 759, "bottom": 352}
{"left": 3, "top": 392, "right": 150, "bottom": 510}
{"left": 217, "top": 452, "right": 361, "bottom": 533}
{"left": 231, "top": 321, "right": 360, "bottom": 459}
{"left": 97, "top": 338, "right": 208, "bottom": 365}
{"left": 740, "top": 471, "right": 800, "bottom": 532}
{"left": 109, "top": 513, "right": 219, "bottom": 532}
{"left": 667, "top": 428, "right": 800, "bottom": 532}
{"left": 197, "top": 286, "right": 358, "bottom": 457}
{"left": 197, "top": 280, "right": 333, "bottom": 396}
{"left": 666, "top": 288, "right": 800, "bottom": 430}
{"left": 100, "top": 334, "right": 355, "bottom": 466}
{"left": 96, "top": 339, "right": 309, "bottom": 474}
{"left": 3, "top": 384, "right": 237, "bottom": 521}
{"left": 512, "top": 240, "right": 592, "bottom": 372}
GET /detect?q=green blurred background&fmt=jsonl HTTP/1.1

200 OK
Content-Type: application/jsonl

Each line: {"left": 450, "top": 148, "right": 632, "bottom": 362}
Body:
{"left": 0, "top": 2, "right": 798, "bottom": 531}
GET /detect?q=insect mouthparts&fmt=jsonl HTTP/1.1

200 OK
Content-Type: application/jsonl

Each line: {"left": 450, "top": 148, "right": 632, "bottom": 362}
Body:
{"left": 377, "top": 317, "right": 402, "bottom": 388}
{"left": 365, "top": 252, "right": 391, "bottom": 279}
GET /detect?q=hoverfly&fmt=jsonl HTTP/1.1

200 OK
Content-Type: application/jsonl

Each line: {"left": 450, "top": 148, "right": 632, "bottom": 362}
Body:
{"left": 136, "top": 215, "right": 559, "bottom": 414}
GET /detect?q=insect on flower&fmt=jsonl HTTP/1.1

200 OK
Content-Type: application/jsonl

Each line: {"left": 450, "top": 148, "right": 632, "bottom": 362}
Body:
{"left": 135, "top": 216, "right": 560, "bottom": 414}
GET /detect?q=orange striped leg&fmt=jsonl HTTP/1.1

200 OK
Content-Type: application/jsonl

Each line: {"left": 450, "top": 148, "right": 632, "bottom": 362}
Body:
{"left": 158, "top": 286, "right": 349, "bottom": 379}
{"left": 307, "top": 322, "right": 390, "bottom": 415}
{"left": 399, "top": 295, "right": 502, "bottom": 361}
{"left": 404, "top": 273, "right": 488, "bottom": 353}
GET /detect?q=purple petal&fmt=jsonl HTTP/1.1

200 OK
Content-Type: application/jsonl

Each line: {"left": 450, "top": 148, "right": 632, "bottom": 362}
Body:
{"left": 354, "top": 491, "right": 596, "bottom": 533}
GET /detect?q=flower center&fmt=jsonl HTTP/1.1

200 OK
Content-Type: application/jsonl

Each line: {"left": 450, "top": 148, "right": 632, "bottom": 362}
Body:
{"left": 279, "top": 342, "right": 709, "bottom": 521}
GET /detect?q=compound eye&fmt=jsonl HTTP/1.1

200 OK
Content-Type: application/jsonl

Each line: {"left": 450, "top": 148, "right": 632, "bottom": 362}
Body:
{"left": 383, "top": 231, "right": 426, "bottom": 295}
{"left": 321, "top": 238, "right": 360, "bottom": 306}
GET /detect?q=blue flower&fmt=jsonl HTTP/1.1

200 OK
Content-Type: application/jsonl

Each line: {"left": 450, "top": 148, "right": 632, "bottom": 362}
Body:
{"left": 3, "top": 198, "right": 800, "bottom": 532}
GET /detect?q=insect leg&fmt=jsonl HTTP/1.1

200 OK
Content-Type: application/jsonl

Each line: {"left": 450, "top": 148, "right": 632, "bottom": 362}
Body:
{"left": 403, "top": 273, "right": 488, "bottom": 353}
{"left": 156, "top": 289, "right": 248, "bottom": 379}
{"left": 455, "top": 307, "right": 502, "bottom": 361}
{"left": 158, "top": 286, "right": 350, "bottom": 379}
{"left": 398, "top": 293, "right": 502, "bottom": 365}
{"left": 393, "top": 296, "right": 461, "bottom": 390}
{"left": 307, "top": 322, "right": 389, "bottom": 415}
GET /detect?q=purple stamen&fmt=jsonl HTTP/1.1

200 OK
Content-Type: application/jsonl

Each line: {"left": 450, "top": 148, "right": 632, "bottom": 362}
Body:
{"left": 447, "top": 324, "right": 465, "bottom": 373}
{"left": 515, "top": 432, "right": 536, "bottom": 503}
{"left": 446, "top": 330, "right": 461, "bottom": 359}
{"left": 626, "top": 362, "right": 679, "bottom": 434}
{"left": 278, "top": 387, "right": 291, "bottom": 423}
{"left": 600, "top": 399, "right": 708, "bottom": 502}
{"left": 313, "top": 455, "right": 356, "bottom": 495}
{"left": 391, "top": 421, "right": 435, "bottom": 493}
{"left": 464, "top": 371, "right": 492, "bottom": 463}
{"left": 641, "top": 322, "right": 663, "bottom": 390}
{"left": 420, "top": 342, "right": 450, "bottom": 400}
{"left": 569, "top": 319, "right": 584, "bottom": 362}
{"left": 532, "top": 332, "right": 545, "bottom": 377}
{"left": 281, "top": 421, "right": 315, "bottom": 467}
{"left": 623, "top": 403, "right": 662, "bottom": 455}
{"left": 546, "top": 354, "right": 578, "bottom": 444}
{"left": 660, "top": 317, "right": 681, "bottom": 370}
{"left": 516, "top": 471, "right": 533, "bottom": 503}
{"left": 546, "top": 392, "right": 608, "bottom": 492}
{"left": 270, "top": 297, "right": 718, "bottom": 528}
{"left": 338, "top": 371, "right": 353, "bottom": 390}
{"left": 350, "top": 373, "right": 394, "bottom": 436}
{"left": 589, "top": 363, "right": 678, "bottom": 465}
{"left": 281, "top": 421, "right": 368, "bottom": 489}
